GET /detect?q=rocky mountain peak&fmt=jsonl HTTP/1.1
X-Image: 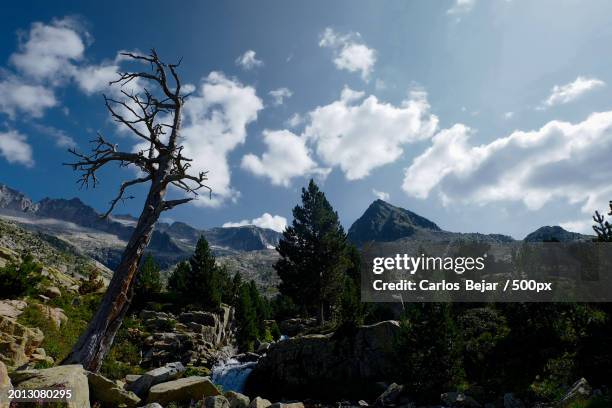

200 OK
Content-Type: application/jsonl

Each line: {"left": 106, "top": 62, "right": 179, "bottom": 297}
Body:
{"left": 523, "top": 225, "right": 591, "bottom": 242}
{"left": 0, "top": 183, "right": 39, "bottom": 213}
{"left": 347, "top": 199, "right": 441, "bottom": 245}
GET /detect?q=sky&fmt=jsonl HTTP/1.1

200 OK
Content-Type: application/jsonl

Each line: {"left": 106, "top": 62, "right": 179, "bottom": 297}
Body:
{"left": 1, "top": 0, "right": 612, "bottom": 238}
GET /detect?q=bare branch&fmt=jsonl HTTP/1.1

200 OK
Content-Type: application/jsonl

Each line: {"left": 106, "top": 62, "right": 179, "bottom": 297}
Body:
{"left": 101, "top": 175, "right": 152, "bottom": 219}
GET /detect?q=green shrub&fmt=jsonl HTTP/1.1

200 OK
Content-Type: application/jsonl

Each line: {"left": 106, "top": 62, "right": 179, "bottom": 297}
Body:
{"left": 0, "top": 254, "right": 42, "bottom": 298}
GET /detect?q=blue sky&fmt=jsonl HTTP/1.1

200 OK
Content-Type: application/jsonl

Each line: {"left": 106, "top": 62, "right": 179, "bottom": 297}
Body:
{"left": 2, "top": 0, "right": 612, "bottom": 238}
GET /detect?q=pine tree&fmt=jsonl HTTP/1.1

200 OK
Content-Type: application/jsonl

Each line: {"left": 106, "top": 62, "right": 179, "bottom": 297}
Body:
{"left": 186, "top": 236, "right": 223, "bottom": 309}
{"left": 236, "top": 282, "right": 259, "bottom": 351}
{"left": 275, "top": 179, "right": 353, "bottom": 324}
{"left": 133, "top": 255, "right": 162, "bottom": 307}
{"left": 168, "top": 261, "right": 190, "bottom": 296}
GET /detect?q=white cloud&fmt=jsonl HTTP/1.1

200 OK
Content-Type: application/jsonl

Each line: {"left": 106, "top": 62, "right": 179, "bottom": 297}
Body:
{"left": 235, "top": 50, "right": 263, "bottom": 70}
{"left": 73, "top": 62, "right": 120, "bottom": 94}
{"left": 223, "top": 212, "right": 287, "bottom": 232}
{"left": 0, "top": 130, "right": 34, "bottom": 167}
{"left": 241, "top": 129, "right": 328, "bottom": 186}
{"left": 10, "top": 17, "right": 86, "bottom": 83}
{"left": 504, "top": 111, "right": 514, "bottom": 119}
{"left": 559, "top": 219, "right": 593, "bottom": 235}
{"left": 0, "top": 77, "right": 57, "bottom": 118}
{"left": 304, "top": 87, "right": 438, "bottom": 180}
{"left": 402, "top": 111, "right": 612, "bottom": 217}
{"left": 541, "top": 76, "right": 605, "bottom": 108}
{"left": 447, "top": 0, "right": 477, "bottom": 15}
{"left": 31, "top": 123, "right": 75, "bottom": 148}
{"left": 372, "top": 189, "right": 390, "bottom": 201}
{"left": 286, "top": 113, "right": 304, "bottom": 128}
{"left": 269, "top": 87, "right": 293, "bottom": 106}
{"left": 179, "top": 72, "right": 263, "bottom": 206}
{"left": 319, "top": 28, "right": 376, "bottom": 81}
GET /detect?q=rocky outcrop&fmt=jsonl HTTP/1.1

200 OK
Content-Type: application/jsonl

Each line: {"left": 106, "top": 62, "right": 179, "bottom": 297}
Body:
{"left": 0, "top": 361, "right": 12, "bottom": 407}
{"left": 246, "top": 320, "right": 401, "bottom": 400}
{"left": 249, "top": 396, "right": 272, "bottom": 408}
{"left": 34, "top": 303, "right": 68, "bottom": 329}
{"left": 0, "top": 315, "right": 44, "bottom": 367}
{"left": 87, "top": 371, "right": 141, "bottom": 407}
{"left": 278, "top": 318, "right": 317, "bottom": 337}
{"left": 140, "top": 306, "right": 235, "bottom": 368}
{"left": 558, "top": 378, "right": 592, "bottom": 407}
{"left": 146, "top": 376, "right": 220, "bottom": 405}
{"left": 10, "top": 364, "right": 90, "bottom": 408}
{"left": 225, "top": 390, "right": 251, "bottom": 408}
{"left": 204, "top": 394, "right": 231, "bottom": 408}
{"left": 126, "top": 361, "right": 185, "bottom": 397}
{"left": 0, "top": 300, "right": 26, "bottom": 320}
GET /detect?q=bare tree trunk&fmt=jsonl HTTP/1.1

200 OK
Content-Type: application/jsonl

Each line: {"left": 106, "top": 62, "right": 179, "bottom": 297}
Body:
{"left": 62, "top": 174, "right": 167, "bottom": 371}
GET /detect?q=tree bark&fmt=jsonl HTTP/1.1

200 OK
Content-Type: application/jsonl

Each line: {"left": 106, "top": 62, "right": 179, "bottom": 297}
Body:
{"left": 62, "top": 171, "right": 168, "bottom": 372}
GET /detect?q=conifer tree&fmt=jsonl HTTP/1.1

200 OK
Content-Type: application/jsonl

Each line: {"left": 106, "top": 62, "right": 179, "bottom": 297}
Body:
{"left": 133, "top": 255, "right": 162, "bottom": 307}
{"left": 275, "top": 179, "right": 352, "bottom": 324}
{"left": 186, "top": 236, "right": 222, "bottom": 309}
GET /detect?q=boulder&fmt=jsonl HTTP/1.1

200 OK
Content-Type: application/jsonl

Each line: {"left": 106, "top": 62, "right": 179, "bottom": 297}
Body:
{"left": 0, "top": 300, "right": 27, "bottom": 319}
{"left": 234, "top": 352, "right": 260, "bottom": 363}
{"left": 0, "top": 315, "right": 44, "bottom": 367}
{"left": 376, "top": 383, "right": 404, "bottom": 406}
{"left": 0, "top": 361, "right": 12, "bottom": 407}
{"left": 146, "top": 376, "right": 220, "bottom": 405}
{"left": 558, "top": 378, "right": 592, "bottom": 406}
{"left": 441, "top": 391, "right": 482, "bottom": 407}
{"left": 225, "top": 390, "right": 250, "bottom": 408}
{"left": 10, "top": 364, "right": 90, "bottom": 408}
{"left": 278, "top": 318, "right": 317, "bottom": 337}
{"left": 249, "top": 396, "right": 272, "bottom": 408}
{"left": 269, "top": 403, "right": 304, "bottom": 408}
{"left": 247, "top": 320, "right": 401, "bottom": 400}
{"left": 139, "top": 404, "right": 163, "bottom": 408}
{"left": 503, "top": 393, "right": 525, "bottom": 408}
{"left": 204, "top": 395, "right": 231, "bottom": 408}
{"left": 255, "top": 342, "right": 270, "bottom": 354}
{"left": 87, "top": 371, "right": 141, "bottom": 407}
{"left": 125, "top": 374, "right": 142, "bottom": 384}
{"left": 127, "top": 361, "right": 185, "bottom": 397}
{"left": 43, "top": 286, "right": 62, "bottom": 299}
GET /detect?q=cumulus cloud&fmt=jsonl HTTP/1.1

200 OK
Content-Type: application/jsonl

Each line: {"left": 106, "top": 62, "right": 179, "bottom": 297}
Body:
{"left": 223, "top": 212, "right": 287, "bottom": 232}
{"left": 402, "top": 112, "right": 612, "bottom": 216}
{"left": 541, "top": 76, "right": 605, "bottom": 108}
{"left": 31, "top": 123, "right": 75, "bottom": 148}
{"left": 269, "top": 87, "right": 293, "bottom": 106}
{"left": 0, "top": 77, "right": 57, "bottom": 118}
{"left": 179, "top": 72, "right": 263, "bottom": 206}
{"left": 0, "top": 130, "right": 34, "bottom": 167}
{"left": 447, "top": 0, "right": 477, "bottom": 16}
{"left": 241, "top": 129, "right": 328, "bottom": 186}
{"left": 10, "top": 17, "right": 86, "bottom": 82}
{"left": 559, "top": 219, "right": 593, "bottom": 235}
{"left": 304, "top": 87, "right": 438, "bottom": 180}
{"left": 372, "top": 189, "right": 390, "bottom": 201}
{"left": 235, "top": 50, "right": 263, "bottom": 70}
{"left": 286, "top": 113, "right": 304, "bottom": 128}
{"left": 319, "top": 28, "right": 376, "bottom": 81}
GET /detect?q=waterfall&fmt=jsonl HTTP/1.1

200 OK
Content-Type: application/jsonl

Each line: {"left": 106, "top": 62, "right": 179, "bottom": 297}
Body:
{"left": 211, "top": 358, "right": 257, "bottom": 393}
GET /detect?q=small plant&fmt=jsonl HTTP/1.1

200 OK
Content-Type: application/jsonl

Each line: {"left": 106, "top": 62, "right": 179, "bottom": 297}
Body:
{"left": 0, "top": 253, "right": 43, "bottom": 298}
{"left": 78, "top": 268, "right": 104, "bottom": 295}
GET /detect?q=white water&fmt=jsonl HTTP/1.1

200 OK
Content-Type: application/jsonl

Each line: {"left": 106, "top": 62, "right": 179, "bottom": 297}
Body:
{"left": 211, "top": 358, "right": 257, "bottom": 393}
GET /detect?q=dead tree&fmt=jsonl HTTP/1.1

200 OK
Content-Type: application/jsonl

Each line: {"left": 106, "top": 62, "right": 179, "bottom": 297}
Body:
{"left": 62, "top": 50, "right": 209, "bottom": 371}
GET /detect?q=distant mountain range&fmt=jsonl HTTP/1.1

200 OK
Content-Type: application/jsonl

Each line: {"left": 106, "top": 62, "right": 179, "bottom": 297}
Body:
{"left": 0, "top": 182, "right": 594, "bottom": 290}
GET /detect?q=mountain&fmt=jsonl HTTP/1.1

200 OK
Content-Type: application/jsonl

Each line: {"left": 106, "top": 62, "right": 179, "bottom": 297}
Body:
{"left": 347, "top": 199, "right": 442, "bottom": 245}
{"left": 0, "top": 184, "right": 39, "bottom": 213}
{"left": 524, "top": 225, "right": 592, "bottom": 242}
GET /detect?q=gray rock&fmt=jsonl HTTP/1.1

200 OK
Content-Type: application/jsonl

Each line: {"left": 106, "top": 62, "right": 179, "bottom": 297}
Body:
{"left": 139, "top": 404, "right": 163, "bottom": 408}
{"left": 269, "top": 403, "right": 304, "bottom": 408}
{"left": 0, "top": 361, "right": 13, "bottom": 407}
{"left": 256, "top": 342, "right": 270, "bottom": 354}
{"left": 87, "top": 371, "right": 141, "bottom": 407}
{"left": 147, "top": 376, "right": 220, "bottom": 405}
{"left": 558, "top": 378, "right": 592, "bottom": 406}
{"left": 249, "top": 396, "right": 272, "bottom": 408}
{"left": 127, "top": 361, "right": 185, "bottom": 397}
{"left": 225, "top": 390, "right": 251, "bottom": 408}
{"left": 376, "top": 382, "right": 404, "bottom": 406}
{"left": 205, "top": 395, "right": 231, "bottom": 408}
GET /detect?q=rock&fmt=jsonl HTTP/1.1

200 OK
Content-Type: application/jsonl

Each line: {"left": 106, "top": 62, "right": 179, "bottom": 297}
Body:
{"left": 125, "top": 374, "right": 142, "bottom": 384}
{"left": 247, "top": 320, "right": 401, "bottom": 400}
{"left": 34, "top": 303, "right": 68, "bottom": 329}
{"left": 269, "top": 403, "right": 304, "bottom": 408}
{"left": 249, "top": 396, "right": 272, "bottom": 408}
{"left": 441, "top": 391, "right": 482, "bottom": 407}
{"left": 127, "top": 361, "right": 185, "bottom": 397}
{"left": 204, "top": 395, "right": 231, "bottom": 408}
{"left": 0, "top": 315, "right": 44, "bottom": 367}
{"left": 43, "top": 285, "right": 62, "bottom": 299}
{"left": 0, "top": 361, "right": 13, "bottom": 407}
{"left": 558, "top": 378, "right": 592, "bottom": 406}
{"left": 225, "top": 390, "right": 251, "bottom": 408}
{"left": 10, "top": 364, "right": 90, "bottom": 408}
{"left": 234, "top": 352, "right": 260, "bottom": 363}
{"left": 503, "top": 393, "right": 525, "bottom": 408}
{"left": 0, "top": 300, "right": 27, "bottom": 319}
{"left": 139, "top": 404, "right": 163, "bottom": 408}
{"left": 256, "top": 342, "right": 270, "bottom": 354}
{"left": 358, "top": 401, "right": 369, "bottom": 407}
{"left": 87, "top": 371, "right": 141, "bottom": 407}
{"left": 147, "top": 376, "right": 220, "bottom": 405}
{"left": 376, "top": 382, "right": 404, "bottom": 406}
